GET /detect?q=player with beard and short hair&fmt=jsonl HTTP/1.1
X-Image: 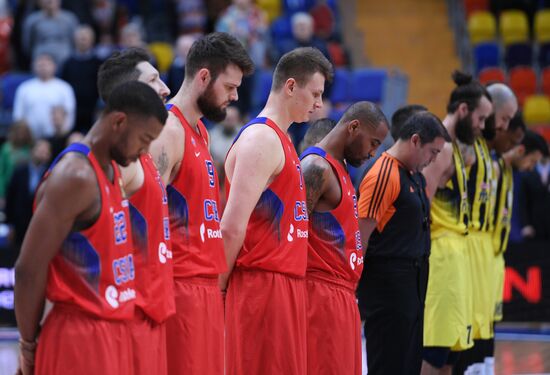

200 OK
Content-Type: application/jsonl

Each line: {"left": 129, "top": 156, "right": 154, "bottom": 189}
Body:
{"left": 421, "top": 71, "right": 493, "bottom": 375}
{"left": 148, "top": 32, "right": 254, "bottom": 375}
{"left": 14, "top": 81, "right": 167, "bottom": 375}
{"left": 300, "top": 102, "right": 389, "bottom": 375}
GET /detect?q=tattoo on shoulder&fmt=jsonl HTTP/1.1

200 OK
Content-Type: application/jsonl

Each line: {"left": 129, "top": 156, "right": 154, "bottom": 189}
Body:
{"left": 156, "top": 147, "right": 169, "bottom": 176}
{"left": 303, "top": 162, "right": 326, "bottom": 213}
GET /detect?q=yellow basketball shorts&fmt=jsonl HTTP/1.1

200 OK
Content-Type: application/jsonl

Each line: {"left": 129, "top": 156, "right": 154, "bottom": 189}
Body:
{"left": 466, "top": 231, "right": 495, "bottom": 340}
{"left": 493, "top": 253, "right": 505, "bottom": 322}
{"left": 424, "top": 231, "right": 473, "bottom": 351}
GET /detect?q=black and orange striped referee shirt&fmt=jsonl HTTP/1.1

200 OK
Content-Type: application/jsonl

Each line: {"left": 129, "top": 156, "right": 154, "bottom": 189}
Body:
{"left": 358, "top": 152, "right": 431, "bottom": 259}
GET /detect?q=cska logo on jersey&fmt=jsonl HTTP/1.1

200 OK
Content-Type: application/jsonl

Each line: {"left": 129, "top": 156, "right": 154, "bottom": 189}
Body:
{"left": 205, "top": 160, "right": 215, "bottom": 188}
{"left": 113, "top": 211, "right": 128, "bottom": 245}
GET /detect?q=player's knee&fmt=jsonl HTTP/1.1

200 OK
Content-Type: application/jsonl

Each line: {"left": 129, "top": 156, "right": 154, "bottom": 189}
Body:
{"left": 423, "top": 347, "right": 460, "bottom": 369}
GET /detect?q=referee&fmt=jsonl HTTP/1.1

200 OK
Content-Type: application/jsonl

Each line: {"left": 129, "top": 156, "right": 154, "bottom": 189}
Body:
{"left": 357, "top": 111, "right": 450, "bottom": 375}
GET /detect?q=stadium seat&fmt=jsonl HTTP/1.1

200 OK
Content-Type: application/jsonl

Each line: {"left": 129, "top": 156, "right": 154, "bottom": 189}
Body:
{"left": 473, "top": 41, "right": 500, "bottom": 72}
{"left": 349, "top": 68, "right": 387, "bottom": 103}
{"left": 0, "top": 72, "right": 33, "bottom": 109}
{"left": 252, "top": 69, "right": 273, "bottom": 111}
{"left": 463, "top": 0, "right": 489, "bottom": 17}
{"left": 542, "top": 67, "right": 550, "bottom": 97}
{"left": 534, "top": 9, "right": 550, "bottom": 43}
{"left": 523, "top": 95, "right": 550, "bottom": 125}
{"left": 270, "top": 15, "right": 293, "bottom": 40}
{"left": 330, "top": 68, "right": 351, "bottom": 103}
{"left": 257, "top": 0, "right": 281, "bottom": 23}
{"left": 478, "top": 66, "right": 506, "bottom": 84}
{"left": 499, "top": 10, "right": 529, "bottom": 46}
{"left": 467, "top": 11, "right": 497, "bottom": 45}
{"left": 148, "top": 42, "right": 174, "bottom": 74}
{"left": 282, "top": 0, "right": 315, "bottom": 13}
{"left": 539, "top": 42, "right": 550, "bottom": 68}
{"left": 508, "top": 66, "right": 537, "bottom": 106}
{"left": 504, "top": 42, "right": 533, "bottom": 69}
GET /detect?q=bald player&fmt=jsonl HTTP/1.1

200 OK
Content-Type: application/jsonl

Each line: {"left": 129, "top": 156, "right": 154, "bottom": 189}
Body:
{"left": 15, "top": 82, "right": 167, "bottom": 375}
{"left": 97, "top": 48, "right": 175, "bottom": 375}
{"left": 421, "top": 71, "right": 493, "bottom": 375}
{"left": 453, "top": 83, "right": 518, "bottom": 374}
{"left": 221, "top": 47, "right": 333, "bottom": 375}
{"left": 148, "top": 32, "right": 254, "bottom": 375}
{"left": 300, "top": 102, "right": 388, "bottom": 375}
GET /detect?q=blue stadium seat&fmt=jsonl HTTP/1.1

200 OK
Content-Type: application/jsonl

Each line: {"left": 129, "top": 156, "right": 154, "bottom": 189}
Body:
{"left": 270, "top": 15, "right": 293, "bottom": 40}
{"left": 504, "top": 42, "right": 533, "bottom": 69}
{"left": 282, "top": 0, "right": 316, "bottom": 13}
{"left": 473, "top": 42, "right": 500, "bottom": 73}
{"left": 539, "top": 42, "right": 550, "bottom": 68}
{"left": 349, "top": 68, "right": 387, "bottom": 103}
{"left": 329, "top": 68, "right": 351, "bottom": 103}
{"left": 252, "top": 69, "right": 273, "bottom": 111}
{"left": 0, "top": 72, "right": 33, "bottom": 110}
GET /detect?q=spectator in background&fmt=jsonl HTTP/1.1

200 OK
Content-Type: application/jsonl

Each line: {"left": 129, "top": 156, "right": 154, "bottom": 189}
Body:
{"left": 166, "top": 34, "right": 198, "bottom": 95}
{"left": 61, "top": 24, "right": 102, "bottom": 134}
{"left": 215, "top": 0, "right": 269, "bottom": 68}
{"left": 22, "top": 0, "right": 78, "bottom": 67}
{"left": 510, "top": 130, "right": 550, "bottom": 242}
{"left": 0, "top": 121, "right": 33, "bottom": 208}
{"left": 209, "top": 105, "right": 242, "bottom": 171}
{"left": 176, "top": 0, "right": 207, "bottom": 35}
{"left": 13, "top": 52, "right": 76, "bottom": 139}
{"left": 5, "top": 139, "right": 51, "bottom": 248}
{"left": 119, "top": 22, "right": 147, "bottom": 49}
{"left": 47, "top": 105, "right": 70, "bottom": 158}
{"left": 275, "top": 12, "right": 331, "bottom": 64}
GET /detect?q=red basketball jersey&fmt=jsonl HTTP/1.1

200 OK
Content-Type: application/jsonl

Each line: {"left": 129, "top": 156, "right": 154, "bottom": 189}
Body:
{"left": 43, "top": 143, "right": 136, "bottom": 320}
{"left": 226, "top": 117, "right": 309, "bottom": 277}
{"left": 300, "top": 147, "right": 364, "bottom": 287}
{"left": 129, "top": 153, "right": 175, "bottom": 323}
{"left": 166, "top": 104, "right": 227, "bottom": 278}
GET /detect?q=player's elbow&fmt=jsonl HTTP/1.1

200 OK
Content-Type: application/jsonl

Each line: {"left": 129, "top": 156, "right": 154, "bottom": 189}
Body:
{"left": 220, "top": 218, "right": 246, "bottom": 244}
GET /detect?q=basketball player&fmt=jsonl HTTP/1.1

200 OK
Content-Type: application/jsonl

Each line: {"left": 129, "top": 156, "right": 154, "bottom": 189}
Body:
{"left": 300, "top": 102, "right": 388, "bottom": 375}
{"left": 453, "top": 83, "right": 517, "bottom": 374}
{"left": 299, "top": 117, "right": 337, "bottom": 153}
{"left": 421, "top": 71, "right": 492, "bottom": 375}
{"left": 148, "top": 32, "right": 254, "bottom": 375}
{"left": 14, "top": 81, "right": 167, "bottom": 375}
{"left": 359, "top": 112, "right": 450, "bottom": 375}
{"left": 220, "top": 47, "right": 332, "bottom": 374}
{"left": 97, "top": 48, "right": 175, "bottom": 375}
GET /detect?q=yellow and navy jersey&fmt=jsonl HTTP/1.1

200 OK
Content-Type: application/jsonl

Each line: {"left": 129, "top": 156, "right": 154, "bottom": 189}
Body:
{"left": 493, "top": 157, "right": 513, "bottom": 254}
{"left": 431, "top": 141, "right": 469, "bottom": 236}
{"left": 466, "top": 137, "right": 496, "bottom": 233}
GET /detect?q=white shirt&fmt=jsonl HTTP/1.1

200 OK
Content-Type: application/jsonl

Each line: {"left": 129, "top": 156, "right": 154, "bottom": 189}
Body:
{"left": 13, "top": 77, "right": 76, "bottom": 139}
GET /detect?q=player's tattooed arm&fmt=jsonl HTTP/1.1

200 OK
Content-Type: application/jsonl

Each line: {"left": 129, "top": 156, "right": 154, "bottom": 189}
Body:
{"left": 155, "top": 146, "right": 169, "bottom": 177}
{"left": 458, "top": 141, "right": 476, "bottom": 166}
{"left": 301, "top": 156, "right": 329, "bottom": 216}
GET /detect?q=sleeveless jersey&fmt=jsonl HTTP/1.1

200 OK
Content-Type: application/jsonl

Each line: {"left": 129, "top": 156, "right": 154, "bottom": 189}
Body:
{"left": 431, "top": 141, "right": 469, "bottom": 236}
{"left": 493, "top": 157, "right": 513, "bottom": 254}
{"left": 129, "top": 153, "right": 175, "bottom": 323}
{"left": 43, "top": 143, "right": 136, "bottom": 320}
{"left": 166, "top": 104, "right": 227, "bottom": 278}
{"left": 467, "top": 137, "right": 496, "bottom": 232}
{"left": 300, "top": 146, "right": 363, "bottom": 286}
{"left": 226, "top": 117, "right": 309, "bottom": 277}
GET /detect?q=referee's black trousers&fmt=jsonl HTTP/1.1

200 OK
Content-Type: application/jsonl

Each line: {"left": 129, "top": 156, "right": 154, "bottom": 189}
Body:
{"left": 362, "top": 256, "right": 429, "bottom": 375}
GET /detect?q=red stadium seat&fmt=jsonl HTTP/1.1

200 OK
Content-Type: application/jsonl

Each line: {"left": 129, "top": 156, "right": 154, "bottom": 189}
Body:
{"left": 542, "top": 67, "right": 550, "bottom": 97}
{"left": 463, "top": 0, "right": 489, "bottom": 18}
{"left": 478, "top": 67, "right": 506, "bottom": 85}
{"left": 508, "top": 66, "right": 537, "bottom": 106}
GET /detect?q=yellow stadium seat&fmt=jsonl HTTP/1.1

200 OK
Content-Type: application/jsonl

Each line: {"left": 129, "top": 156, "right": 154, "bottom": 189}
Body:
{"left": 535, "top": 9, "right": 550, "bottom": 43}
{"left": 148, "top": 42, "right": 174, "bottom": 74}
{"left": 499, "top": 10, "right": 529, "bottom": 45}
{"left": 257, "top": 0, "right": 281, "bottom": 23}
{"left": 523, "top": 95, "right": 550, "bottom": 125}
{"left": 468, "top": 11, "right": 497, "bottom": 45}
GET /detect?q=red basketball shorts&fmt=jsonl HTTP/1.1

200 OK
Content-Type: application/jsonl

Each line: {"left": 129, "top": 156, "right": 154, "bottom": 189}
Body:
{"left": 165, "top": 276, "right": 224, "bottom": 375}
{"left": 35, "top": 305, "right": 133, "bottom": 375}
{"left": 225, "top": 269, "right": 307, "bottom": 375}
{"left": 129, "top": 308, "right": 167, "bottom": 375}
{"left": 306, "top": 276, "right": 362, "bottom": 375}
